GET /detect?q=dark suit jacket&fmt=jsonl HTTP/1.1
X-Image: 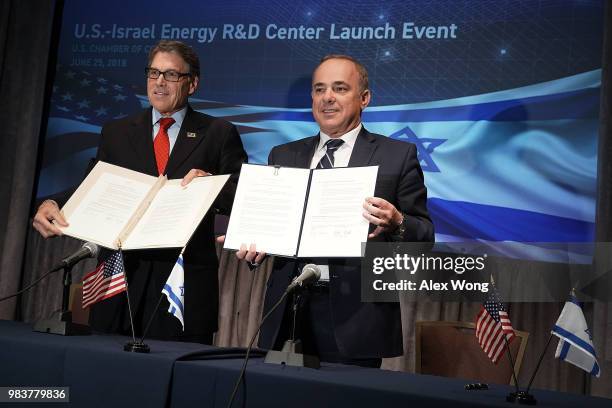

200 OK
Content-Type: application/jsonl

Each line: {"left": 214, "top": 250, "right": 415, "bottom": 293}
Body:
{"left": 89, "top": 106, "right": 247, "bottom": 342}
{"left": 260, "top": 127, "right": 434, "bottom": 358}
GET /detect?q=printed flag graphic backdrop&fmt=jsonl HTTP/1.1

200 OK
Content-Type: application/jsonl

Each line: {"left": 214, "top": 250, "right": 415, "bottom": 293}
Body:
{"left": 39, "top": 68, "right": 600, "bottom": 243}
{"left": 38, "top": 0, "right": 603, "bottom": 248}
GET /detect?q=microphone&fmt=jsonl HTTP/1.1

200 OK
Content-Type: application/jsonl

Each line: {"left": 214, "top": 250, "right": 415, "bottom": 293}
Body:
{"left": 286, "top": 264, "right": 321, "bottom": 292}
{"left": 53, "top": 242, "right": 100, "bottom": 270}
{"left": 1, "top": 242, "right": 101, "bottom": 304}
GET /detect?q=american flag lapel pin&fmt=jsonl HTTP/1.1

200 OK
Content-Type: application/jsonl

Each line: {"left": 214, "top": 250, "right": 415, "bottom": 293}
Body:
{"left": 187, "top": 132, "right": 197, "bottom": 138}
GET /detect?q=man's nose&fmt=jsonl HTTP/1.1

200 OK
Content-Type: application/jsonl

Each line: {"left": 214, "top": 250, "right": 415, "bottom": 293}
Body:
{"left": 155, "top": 74, "right": 167, "bottom": 85}
{"left": 323, "top": 88, "right": 335, "bottom": 102}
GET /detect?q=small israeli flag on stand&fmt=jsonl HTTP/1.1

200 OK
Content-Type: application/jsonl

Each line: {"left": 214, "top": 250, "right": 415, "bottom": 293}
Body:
{"left": 551, "top": 294, "right": 600, "bottom": 377}
{"left": 162, "top": 254, "right": 185, "bottom": 330}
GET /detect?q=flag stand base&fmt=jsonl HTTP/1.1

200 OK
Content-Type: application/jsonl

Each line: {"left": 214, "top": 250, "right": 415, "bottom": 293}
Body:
{"left": 124, "top": 341, "right": 150, "bottom": 353}
{"left": 506, "top": 391, "right": 537, "bottom": 405}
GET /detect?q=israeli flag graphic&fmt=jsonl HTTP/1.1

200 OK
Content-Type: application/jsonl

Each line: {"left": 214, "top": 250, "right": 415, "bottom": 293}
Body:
{"left": 41, "top": 64, "right": 600, "bottom": 248}
{"left": 552, "top": 295, "right": 600, "bottom": 377}
{"left": 162, "top": 254, "right": 185, "bottom": 330}
{"left": 191, "top": 69, "right": 599, "bottom": 245}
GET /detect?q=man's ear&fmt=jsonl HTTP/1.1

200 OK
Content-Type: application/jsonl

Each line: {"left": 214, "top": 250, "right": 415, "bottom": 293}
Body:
{"left": 361, "top": 89, "right": 371, "bottom": 109}
{"left": 188, "top": 75, "right": 200, "bottom": 96}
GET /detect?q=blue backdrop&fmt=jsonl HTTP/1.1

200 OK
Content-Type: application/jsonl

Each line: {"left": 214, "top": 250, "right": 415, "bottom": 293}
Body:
{"left": 39, "top": 0, "right": 604, "bottom": 244}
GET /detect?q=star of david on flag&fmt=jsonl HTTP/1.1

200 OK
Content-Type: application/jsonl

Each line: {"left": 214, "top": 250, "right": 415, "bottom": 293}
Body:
{"left": 389, "top": 126, "right": 446, "bottom": 172}
{"left": 162, "top": 254, "right": 185, "bottom": 330}
{"left": 552, "top": 294, "right": 600, "bottom": 377}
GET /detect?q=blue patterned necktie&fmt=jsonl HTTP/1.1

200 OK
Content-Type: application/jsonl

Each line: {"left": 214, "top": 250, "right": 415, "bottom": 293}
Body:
{"left": 317, "top": 139, "right": 345, "bottom": 169}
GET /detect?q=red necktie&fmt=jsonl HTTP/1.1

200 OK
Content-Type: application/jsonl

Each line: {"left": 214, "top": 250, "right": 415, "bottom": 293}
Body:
{"left": 154, "top": 117, "right": 175, "bottom": 175}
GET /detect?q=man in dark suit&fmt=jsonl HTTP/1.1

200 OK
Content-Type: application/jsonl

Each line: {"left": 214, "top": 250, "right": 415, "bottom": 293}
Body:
{"left": 33, "top": 40, "right": 247, "bottom": 344}
{"left": 238, "top": 55, "right": 434, "bottom": 366}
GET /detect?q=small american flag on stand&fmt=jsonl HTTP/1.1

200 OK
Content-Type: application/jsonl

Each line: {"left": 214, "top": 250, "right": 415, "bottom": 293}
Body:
{"left": 82, "top": 251, "right": 126, "bottom": 309}
{"left": 475, "top": 289, "right": 515, "bottom": 363}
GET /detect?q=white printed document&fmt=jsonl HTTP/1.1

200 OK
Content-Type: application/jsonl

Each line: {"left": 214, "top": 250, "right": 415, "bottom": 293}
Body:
{"left": 58, "top": 161, "right": 230, "bottom": 250}
{"left": 223, "top": 163, "right": 378, "bottom": 257}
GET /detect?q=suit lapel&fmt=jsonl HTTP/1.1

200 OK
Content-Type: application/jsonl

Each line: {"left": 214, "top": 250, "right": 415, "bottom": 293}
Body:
{"left": 348, "top": 127, "right": 377, "bottom": 167}
{"left": 128, "top": 109, "right": 158, "bottom": 176}
{"left": 165, "top": 106, "right": 207, "bottom": 176}
{"left": 295, "top": 135, "right": 319, "bottom": 168}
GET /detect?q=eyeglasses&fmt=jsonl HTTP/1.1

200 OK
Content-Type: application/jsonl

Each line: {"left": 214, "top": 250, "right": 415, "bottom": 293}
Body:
{"left": 145, "top": 67, "right": 191, "bottom": 82}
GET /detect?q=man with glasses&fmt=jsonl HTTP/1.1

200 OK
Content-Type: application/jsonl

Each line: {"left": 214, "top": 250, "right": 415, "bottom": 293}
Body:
{"left": 33, "top": 40, "right": 247, "bottom": 344}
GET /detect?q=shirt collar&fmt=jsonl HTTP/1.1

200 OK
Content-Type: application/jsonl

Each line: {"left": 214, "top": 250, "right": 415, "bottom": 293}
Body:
{"left": 152, "top": 106, "right": 188, "bottom": 128}
{"left": 317, "top": 123, "right": 362, "bottom": 151}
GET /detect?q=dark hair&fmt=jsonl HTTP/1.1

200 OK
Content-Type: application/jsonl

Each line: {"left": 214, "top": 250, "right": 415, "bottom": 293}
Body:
{"left": 314, "top": 54, "right": 369, "bottom": 92}
{"left": 147, "top": 40, "right": 200, "bottom": 78}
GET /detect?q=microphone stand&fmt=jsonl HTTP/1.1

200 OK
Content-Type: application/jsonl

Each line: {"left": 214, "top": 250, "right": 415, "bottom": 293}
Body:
{"left": 264, "top": 290, "right": 320, "bottom": 369}
{"left": 33, "top": 263, "right": 91, "bottom": 336}
{"left": 226, "top": 266, "right": 321, "bottom": 408}
{"left": 227, "top": 287, "right": 291, "bottom": 408}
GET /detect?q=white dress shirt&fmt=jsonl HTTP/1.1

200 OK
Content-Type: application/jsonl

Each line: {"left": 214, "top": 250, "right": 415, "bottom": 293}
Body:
{"left": 308, "top": 123, "right": 362, "bottom": 281}
{"left": 309, "top": 123, "right": 362, "bottom": 169}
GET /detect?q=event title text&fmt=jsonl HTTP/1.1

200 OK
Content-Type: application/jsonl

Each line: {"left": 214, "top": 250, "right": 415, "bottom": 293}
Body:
{"left": 74, "top": 22, "right": 459, "bottom": 43}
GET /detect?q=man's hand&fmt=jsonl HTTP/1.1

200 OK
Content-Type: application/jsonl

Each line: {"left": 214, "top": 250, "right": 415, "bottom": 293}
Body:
{"left": 32, "top": 200, "right": 68, "bottom": 238}
{"left": 217, "top": 236, "right": 266, "bottom": 268}
{"left": 236, "top": 243, "right": 267, "bottom": 266}
{"left": 363, "top": 197, "right": 403, "bottom": 238}
{"left": 181, "top": 168, "right": 212, "bottom": 186}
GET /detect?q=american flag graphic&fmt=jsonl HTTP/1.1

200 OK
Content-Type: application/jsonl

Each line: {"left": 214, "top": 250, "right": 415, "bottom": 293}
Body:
{"left": 38, "top": 66, "right": 145, "bottom": 198}
{"left": 50, "top": 65, "right": 142, "bottom": 126}
{"left": 82, "top": 251, "right": 126, "bottom": 309}
{"left": 475, "top": 289, "right": 515, "bottom": 363}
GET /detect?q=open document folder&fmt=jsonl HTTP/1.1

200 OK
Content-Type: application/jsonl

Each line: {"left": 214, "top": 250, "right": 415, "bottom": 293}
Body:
{"left": 58, "top": 161, "right": 230, "bottom": 250}
{"left": 224, "top": 163, "right": 378, "bottom": 258}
